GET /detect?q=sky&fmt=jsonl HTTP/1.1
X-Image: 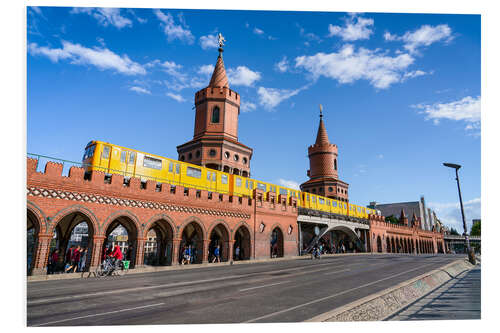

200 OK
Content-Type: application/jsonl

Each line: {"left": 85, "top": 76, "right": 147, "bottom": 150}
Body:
{"left": 26, "top": 5, "right": 481, "bottom": 233}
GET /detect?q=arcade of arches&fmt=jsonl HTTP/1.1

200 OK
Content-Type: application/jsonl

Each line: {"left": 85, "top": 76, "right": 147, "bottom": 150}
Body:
{"left": 373, "top": 233, "right": 444, "bottom": 254}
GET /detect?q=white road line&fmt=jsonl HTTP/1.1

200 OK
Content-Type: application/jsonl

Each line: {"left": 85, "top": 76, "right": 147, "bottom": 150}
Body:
{"left": 32, "top": 303, "right": 165, "bottom": 326}
{"left": 323, "top": 269, "right": 350, "bottom": 275}
{"left": 240, "top": 281, "right": 291, "bottom": 292}
{"left": 244, "top": 260, "right": 448, "bottom": 323}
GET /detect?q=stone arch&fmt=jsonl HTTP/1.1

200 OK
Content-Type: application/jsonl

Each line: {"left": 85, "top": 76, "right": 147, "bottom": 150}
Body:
{"left": 27, "top": 207, "right": 42, "bottom": 276}
{"left": 386, "top": 236, "right": 391, "bottom": 253}
{"left": 330, "top": 225, "right": 363, "bottom": 253}
{"left": 144, "top": 214, "right": 176, "bottom": 266}
{"left": 270, "top": 224, "right": 284, "bottom": 258}
{"left": 207, "top": 219, "right": 232, "bottom": 241}
{"left": 103, "top": 213, "right": 140, "bottom": 269}
{"left": 179, "top": 220, "right": 205, "bottom": 264}
{"left": 27, "top": 201, "right": 48, "bottom": 233}
{"left": 233, "top": 223, "right": 251, "bottom": 260}
{"left": 391, "top": 236, "right": 396, "bottom": 253}
{"left": 49, "top": 206, "right": 98, "bottom": 273}
{"left": 178, "top": 216, "right": 207, "bottom": 240}
{"left": 376, "top": 235, "right": 382, "bottom": 253}
{"left": 207, "top": 221, "right": 231, "bottom": 262}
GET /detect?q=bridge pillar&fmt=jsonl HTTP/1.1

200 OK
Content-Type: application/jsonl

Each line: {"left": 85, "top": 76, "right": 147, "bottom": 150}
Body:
{"left": 171, "top": 238, "right": 180, "bottom": 266}
{"left": 228, "top": 240, "right": 235, "bottom": 261}
{"left": 298, "top": 222, "right": 303, "bottom": 256}
{"left": 363, "top": 230, "right": 368, "bottom": 253}
{"left": 135, "top": 237, "right": 146, "bottom": 267}
{"left": 90, "top": 236, "right": 106, "bottom": 270}
{"left": 31, "top": 234, "right": 52, "bottom": 275}
{"left": 202, "top": 239, "right": 210, "bottom": 263}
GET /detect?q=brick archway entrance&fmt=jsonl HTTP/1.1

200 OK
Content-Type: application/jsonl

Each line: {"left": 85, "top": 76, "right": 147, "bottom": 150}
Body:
{"left": 377, "top": 235, "right": 382, "bottom": 253}
{"left": 27, "top": 210, "right": 41, "bottom": 275}
{"left": 144, "top": 219, "right": 174, "bottom": 266}
{"left": 209, "top": 224, "right": 230, "bottom": 262}
{"left": 270, "top": 227, "right": 284, "bottom": 258}
{"left": 105, "top": 216, "right": 139, "bottom": 269}
{"left": 234, "top": 225, "right": 251, "bottom": 260}
{"left": 180, "top": 222, "right": 204, "bottom": 264}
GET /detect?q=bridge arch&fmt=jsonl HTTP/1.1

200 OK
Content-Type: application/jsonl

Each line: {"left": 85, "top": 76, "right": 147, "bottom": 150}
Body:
{"left": 143, "top": 214, "right": 176, "bottom": 266}
{"left": 27, "top": 207, "right": 42, "bottom": 275}
{"left": 207, "top": 220, "right": 231, "bottom": 262}
{"left": 103, "top": 212, "right": 140, "bottom": 269}
{"left": 233, "top": 222, "right": 251, "bottom": 260}
{"left": 376, "top": 235, "right": 382, "bottom": 253}
{"left": 270, "top": 224, "right": 284, "bottom": 258}
{"left": 179, "top": 219, "right": 205, "bottom": 264}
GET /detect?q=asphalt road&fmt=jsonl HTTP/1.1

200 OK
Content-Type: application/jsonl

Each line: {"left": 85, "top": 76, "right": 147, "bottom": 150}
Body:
{"left": 27, "top": 254, "right": 465, "bottom": 326}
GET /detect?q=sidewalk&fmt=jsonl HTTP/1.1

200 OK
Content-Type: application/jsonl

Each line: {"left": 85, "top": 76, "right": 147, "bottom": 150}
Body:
{"left": 387, "top": 264, "right": 481, "bottom": 320}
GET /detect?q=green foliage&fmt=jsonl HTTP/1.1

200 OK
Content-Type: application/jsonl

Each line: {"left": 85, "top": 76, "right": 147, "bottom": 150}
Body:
{"left": 450, "top": 227, "right": 459, "bottom": 235}
{"left": 385, "top": 215, "right": 400, "bottom": 224}
{"left": 471, "top": 220, "right": 481, "bottom": 236}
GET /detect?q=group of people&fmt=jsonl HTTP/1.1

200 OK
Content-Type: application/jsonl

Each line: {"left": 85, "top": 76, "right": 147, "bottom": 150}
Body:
{"left": 47, "top": 245, "right": 88, "bottom": 274}
{"left": 180, "top": 244, "right": 197, "bottom": 265}
{"left": 102, "top": 243, "right": 124, "bottom": 267}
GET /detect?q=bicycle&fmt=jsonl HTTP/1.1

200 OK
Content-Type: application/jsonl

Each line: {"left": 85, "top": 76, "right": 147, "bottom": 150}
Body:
{"left": 95, "top": 256, "right": 126, "bottom": 277}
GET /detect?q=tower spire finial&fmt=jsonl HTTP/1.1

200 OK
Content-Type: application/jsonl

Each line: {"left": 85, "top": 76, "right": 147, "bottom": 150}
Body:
{"left": 217, "top": 32, "right": 226, "bottom": 57}
{"left": 319, "top": 104, "right": 323, "bottom": 118}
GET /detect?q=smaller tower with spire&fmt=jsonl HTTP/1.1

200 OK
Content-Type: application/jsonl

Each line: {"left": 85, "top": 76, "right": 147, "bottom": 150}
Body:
{"left": 300, "top": 105, "right": 349, "bottom": 201}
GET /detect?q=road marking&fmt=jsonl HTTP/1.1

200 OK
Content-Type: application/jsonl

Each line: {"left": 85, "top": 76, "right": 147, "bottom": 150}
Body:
{"left": 323, "top": 269, "right": 350, "bottom": 275}
{"left": 32, "top": 303, "right": 165, "bottom": 326}
{"left": 244, "top": 260, "right": 448, "bottom": 323}
{"left": 240, "top": 281, "right": 291, "bottom": 292}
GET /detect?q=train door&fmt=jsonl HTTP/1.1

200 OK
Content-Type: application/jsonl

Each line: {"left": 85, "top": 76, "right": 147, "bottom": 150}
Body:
{"left": 108, "top": 146, "right": 122, "bottom": 173}
{"left": 125, "top": 151, "right": 137, "bottom": 178}
{"left": 97, "top": 144, "right": 112, "bottom": 173}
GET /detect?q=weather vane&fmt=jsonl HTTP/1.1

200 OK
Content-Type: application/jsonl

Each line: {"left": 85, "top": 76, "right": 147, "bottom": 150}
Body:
{"left": 319, "top": 104, "right": 323, "bottom": 118}
{"left": 218, "top": 33, "right": 226, "bottom": 48}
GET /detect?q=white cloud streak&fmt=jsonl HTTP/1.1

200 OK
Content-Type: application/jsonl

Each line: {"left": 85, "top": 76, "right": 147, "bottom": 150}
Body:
{"left": 295, "top": 44, "right": 415, "bottom": 89}
{"left": 199, "top": 34, "right": 218, "bottom": 50}
{"left": 71, "top": 7, "right": 132, "bottom": 29}
{"left": 428, "top": 198, "right": 481, "bottom": 233}
{"left": 257, "top": 85, "right": 308, "bottom": 110}
{"left": 166, "top": 92, "right": 186, "bottom": 102}
{"left": 129, "top": 86, "right": 151, "bottom": 94}
{"left": 241, "top": 102, "right": 257, "bottom": 113}
{"left": 384, "top": 24, "right": 453, "bottom": 54}
{"left": 227, "top": 66, "right": 261, "bottom": 87}
{"left": 154, "top": 9, "right": 194, "bottom": 44}
{"left": 278, "top": 179, "right": 300, "bottom": 190}
{"left": 328, "top": 14, "right": 374, "bottom": 41}
{"left": 28, "top": 41, "right": 146, "bottom": 75}
{"left": 275, "top": 56, "right": 289, "bottom": 73}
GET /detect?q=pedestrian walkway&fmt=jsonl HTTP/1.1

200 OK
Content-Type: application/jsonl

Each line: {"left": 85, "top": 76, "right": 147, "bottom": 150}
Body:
{"left": 387, "top": 264, "right": 481, "bottom": 320}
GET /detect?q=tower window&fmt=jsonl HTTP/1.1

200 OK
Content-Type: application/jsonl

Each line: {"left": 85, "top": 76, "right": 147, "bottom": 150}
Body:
{"left": 211, "top": 106, "right": 220, "bottom": 123}
{"left": 188, "top": 153, "right": 192, "bottom": 160}
{"left": 234, "top": 154, "right": 239, "bottom": 161}
{"left": 196, "top": 150, "right": 201, "bottom": 158}
{"left": 334, "top": 159, "right": 337, "bottom": 170}
{"left": 209, "top": 149, "right": 216, "bottom": 157}
{"left": 328, "top": 187, "right": 333, "bottom": 192}
{"left": 242, "top": 157, "right": 247, "bottom": 164}
{"left": 180, "top": 155, "right": 185, "bottom": 161}
{"left": 224, "top": 151, "right": 230, "bottom": 159}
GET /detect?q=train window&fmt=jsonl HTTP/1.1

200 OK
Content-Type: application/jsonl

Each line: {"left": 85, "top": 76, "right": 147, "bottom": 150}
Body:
{"left": 221, "top": 174, "right": 228, "bottom": 184}
{"left": 169, "top": 162, "right": 173, "bottom": 173}
{"left": 207, "top": 171, "right": 211, "bottom": 180}
{"left": 236, "top": 177, "right": 242, "bottom": 187}
{"left": 327, "top": 200, "right": 330, "bottom": 206}
{"left": 120, "top": 151, "right": 126, "bottom": 163}
{"left": 344, "top": 204, "right": 347, "bottom": 209}
{"left": 129, "top": 151, "right": 136, "bottom": 164}
{"left": 89, "top": 145, "right": 95, "bottom": 158}
{"left": 186, "top": 166, "right": 202, "bottom": 178}
{"left": 212, "top": 173, "right": 216, "bottom": 181}
{"left": 312, "top": 196, "right": 316, "bottom": 203}
{"left": 319, "top": 198, "right": 324, "bottom": 204}
{"left": 257, "top": 183, "right": 267, "bottom": 192}
{"left": 279, "top": 188, "right": 288, "bottom": 196}
{"left": 102, "top": 145, "right": 110, "bottom": 159}
{"left": 175, "top": 164, "right": 180, "bottom": 174}
{"left": 333, "top": 201, "right": 337, "bottom": 207}
{"left": 143, "top": 156, "right": 162, "bottom": 170}
{"left": 211, "top": 106, "right": 220, "bottom": 123}
{"left": 306, "top": 194, "right": 309, "bottom": 201}
{"left": 270, "top": 186, "right": 276, "bottom": 193}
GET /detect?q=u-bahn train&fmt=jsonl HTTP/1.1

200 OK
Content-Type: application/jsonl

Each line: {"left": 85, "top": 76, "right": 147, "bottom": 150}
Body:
{"left": 82, "top": 140, "right": 378, "bottom": 219}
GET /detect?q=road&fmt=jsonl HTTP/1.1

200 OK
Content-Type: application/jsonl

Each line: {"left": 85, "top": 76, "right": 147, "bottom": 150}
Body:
{"left": 27, "top": 254, "right": 465, "bottom": 326}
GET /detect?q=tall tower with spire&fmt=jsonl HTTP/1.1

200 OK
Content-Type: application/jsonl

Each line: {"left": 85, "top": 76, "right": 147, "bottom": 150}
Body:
{"left": 300, "top": 105, "right": 349, "bottom": 202}
{"left": 176, "top": 34, "right": 253, "bottom": 177}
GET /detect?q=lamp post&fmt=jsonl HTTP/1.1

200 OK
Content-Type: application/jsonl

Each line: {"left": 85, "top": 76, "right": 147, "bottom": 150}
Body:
{"left": 443, "top": 163, "right": 475, "bottom": 264}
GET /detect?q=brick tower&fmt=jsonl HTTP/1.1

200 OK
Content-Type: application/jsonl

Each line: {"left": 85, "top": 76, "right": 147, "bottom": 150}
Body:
{"left": 300, "top": 105, "right": 349, "bottom": 202}
{"left": 176, "top": 35, "right": 253, "bottom": 177}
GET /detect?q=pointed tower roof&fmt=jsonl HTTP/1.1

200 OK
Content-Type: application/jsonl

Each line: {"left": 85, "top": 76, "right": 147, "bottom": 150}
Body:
{"left": 315, "top": 104, "right": 330, "bottom": 145}
{"left": 208, "top": 49, "right": 229, "bottom": 88}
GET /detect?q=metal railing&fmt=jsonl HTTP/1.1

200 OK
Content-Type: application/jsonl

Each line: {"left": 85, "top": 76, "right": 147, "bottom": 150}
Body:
{"left": 27, "top": 153, "right": 234, "bottom": 196}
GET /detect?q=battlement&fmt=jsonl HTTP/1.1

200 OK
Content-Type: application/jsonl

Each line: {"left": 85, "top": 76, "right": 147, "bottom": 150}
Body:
{"left": 195, "top": 86, "right": 240, "bottom": 105}
{"left": 307, "top": 143, "right": 337, "bottom": 155}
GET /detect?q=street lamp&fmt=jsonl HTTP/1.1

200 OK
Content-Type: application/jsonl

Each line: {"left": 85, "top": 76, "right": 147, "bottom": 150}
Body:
{"left": 443, "top": 162, "right": 475, "bottom": 264}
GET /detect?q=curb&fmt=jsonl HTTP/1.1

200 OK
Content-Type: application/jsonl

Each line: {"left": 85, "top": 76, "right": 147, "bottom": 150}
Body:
{"left": 306, "top": 259, "right": 475, "bottom": 322}
{"left": 27, "top": 252, "right": 379, "bottom": 282}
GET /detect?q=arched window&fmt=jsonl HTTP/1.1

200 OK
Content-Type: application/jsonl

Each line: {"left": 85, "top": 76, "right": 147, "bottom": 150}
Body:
{"left": 211, "top": 106, "right": 220, "bottom": 123}
{"left": 334, "top": 159, "right": 337, "bottom": 170}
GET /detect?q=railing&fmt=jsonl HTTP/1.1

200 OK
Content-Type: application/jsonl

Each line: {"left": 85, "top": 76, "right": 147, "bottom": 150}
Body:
{"left": 27, "top": 153, "right": 235, "bottom": 196}
{"left": 298, "top": 207, "right": 369, "bottom": 225}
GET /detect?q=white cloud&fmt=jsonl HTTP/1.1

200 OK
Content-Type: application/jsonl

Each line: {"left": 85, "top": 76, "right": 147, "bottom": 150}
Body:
{"left": 402, "top": 69, "right": 432, "bottom": 80}
{"left": 71, "top": 7, "right": 132, "bottom": 29}
{"left": 241, "top": 102, "right": 257, "bottom": 113}
{"left": 166, "top": 92, "right": 186, "bottom": 102}
{"left": 129, "top": 86, "right": 151, "bottom": 95}
{"left": 154, "top": 9, "right": 194, "bottom": 44}
{"left": 297, "top": 23, "right": 322, "bottom": 44}
{"left": 412, "top": 96, "right": 481, "bottom": 132}
{"left": 253, "top": 27, "right": 264, "bottom": 35}
{"left": 198, "top": 64, "right": 214, "bottom": 76}
{"left": 428, "top": 198, "right": 481, "bottom": 233}
{"left": 295, "top": 44, "right": 414, "bottom": 89}
{"left": 257, "top": 86, "right": 307, "bottom": 110}
{"left": 328, "top": 14, "right": 374, "bottom": 41}
{"left": 28, "top": 41, "right": 146, "bottom": 75}
{"left": 199, "top": 34, "right": 219, "bottom": 50}
{"left": 275, "top": 56, "right": 289, "bottom": 73}
{"left": 227, "top": 66, "right": 261, "bottom": 87}
{"left": 278, "top": 179, "right": 300, "bottom": 190}
{"left": 385, "top": 24, "right": 453, "bottom": 54}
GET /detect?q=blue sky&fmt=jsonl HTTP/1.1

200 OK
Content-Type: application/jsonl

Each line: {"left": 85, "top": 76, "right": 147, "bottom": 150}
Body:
{"left": 27, "top": 6, "right": 481, "bottom": 232}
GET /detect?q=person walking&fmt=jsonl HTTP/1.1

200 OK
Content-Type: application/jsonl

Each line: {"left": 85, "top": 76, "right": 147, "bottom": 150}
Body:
{"left": 212, "top": 245, "right": 221, "bottom": 263}
{"left": 234, "top": 245, "right": 240, "bottom": 260}
{"left": 78, "top": 247, "right": 88, "bottom": 272}
{"left": 48, "top": 249, "right": 59, "bottom": 274}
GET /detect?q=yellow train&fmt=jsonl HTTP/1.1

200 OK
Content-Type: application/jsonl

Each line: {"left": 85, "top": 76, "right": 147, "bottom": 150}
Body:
{"left": 82, "top": 140, "right": 377, "bottom": 220}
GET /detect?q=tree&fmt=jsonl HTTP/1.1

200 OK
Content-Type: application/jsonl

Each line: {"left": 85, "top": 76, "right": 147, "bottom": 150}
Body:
{"left": 470, "top": 220, "right": 481, "bottom": 236}
{"left": 385, "top": 215, "right": 399, "bottom": 224}
{"left": 450, "top": 227, "right": 459, "bottom": 235}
